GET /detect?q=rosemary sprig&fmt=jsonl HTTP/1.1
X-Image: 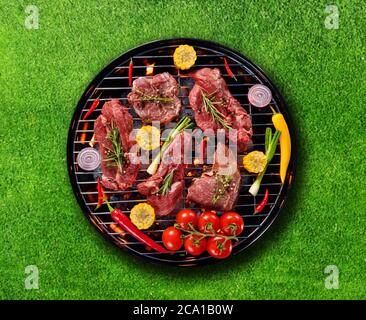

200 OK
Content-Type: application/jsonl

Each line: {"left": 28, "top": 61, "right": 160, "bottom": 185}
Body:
{"left": 135, "top": 88, "right": 174, "bottom": 103}
{"left": 201, "top": 90, "right": 232, "bottom": 130}
{"left": 157, "top": 168, "right": 177, "bottom": 195}
{"left": 138, "top": 96, "right": 174, "bottom": 103}
{"left": 212, "top": 174, "right": 233, "bottom": 203}
{"left": 104, "top": 126, "right": 124, "bottom": 172}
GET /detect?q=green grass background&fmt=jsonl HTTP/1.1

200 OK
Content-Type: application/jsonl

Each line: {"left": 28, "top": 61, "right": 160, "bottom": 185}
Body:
{"left": 1, "top": 0, "right": 365, "bottom": 300}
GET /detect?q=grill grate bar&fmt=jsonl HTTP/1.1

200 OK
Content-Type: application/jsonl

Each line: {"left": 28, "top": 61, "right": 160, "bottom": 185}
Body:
{"left": 80, "top": 103, "right": 272, "bottom": 117}
{"left": 73, "top": 132, "right": 271, "bottom": 144}
{"left": 132, "top": 54, "right": 225, "bottom": 58}
{"left": 75, "top": 174, "right": 280, "bottom": 184}
{"left": 104, "top": 238, "right": 253, "bottom": 245}
{"left": 153, "top": 213, "right": 269, "bottom": 222}
{"left": 75, "top": 178, "right": 283, "bottom": 186}
{"left": 100, "top": 221, "right": 260, "bottom": 229}
{"left": 83, "top": 101, "right": 254, "bottom": 108}
{"left": 114, "top": 63, "right": 243, "bottom": 69}
{"left": 82, "top": 190, "right": 277, "bottom": 198}
{"left": 81, "top": 190, "right": 140, "bottom": 195}
{"left": 103, "top": 73, "right": 250, "bottom": 80}
{"left": 96, "top": 82, "right": 256, "bottom": 91}
{"left": 86, "top": 197, "right": 276, "bottom": 206}
{"left": 73, "top": 156, "right": 280, "bottom": 165}
{"left": 72, "top": 142, "right": 270, "bottom": 154}
{"left": 90, "top": 202, "right": 275, "bottom": 214}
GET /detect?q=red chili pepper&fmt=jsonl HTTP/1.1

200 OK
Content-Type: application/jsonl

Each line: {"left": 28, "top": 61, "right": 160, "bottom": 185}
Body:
{"left": 95, "top": 178, "right": 105, "bottom": 209}
{"left": 224, "top": 57, "right": 237, "bottom": 81}
{"left": 83, "top": 98, "right": 101, "bottom": 120}
{"left": 128, "top": 59, "right": 133, "bottom": 87}
{"left": 255, "top": 189, "right": 269, "bottom": 214}
{"left": 105, "top": 200, "right": 168, "bottom": 253}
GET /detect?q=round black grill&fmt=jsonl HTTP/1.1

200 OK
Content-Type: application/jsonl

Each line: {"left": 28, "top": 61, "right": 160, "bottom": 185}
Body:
{"left": 67, "top": 38, "right": 296, "bottom": 266}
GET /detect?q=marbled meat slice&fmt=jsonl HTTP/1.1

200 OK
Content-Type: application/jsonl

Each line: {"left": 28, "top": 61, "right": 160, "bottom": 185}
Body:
{"left": 94, "top": 99, "right": 140, "bottom": 190}
{"left": 127, "top": 72, "right": 182, "bottom": 125}
{"left": 137, "top": 131, "right": 192, "bottom": 216}
{"left": 186, "top": 143, "right": 241, "bottom": 211}
{"left": 189, "top": 68, "right": 252, "bottom": 153}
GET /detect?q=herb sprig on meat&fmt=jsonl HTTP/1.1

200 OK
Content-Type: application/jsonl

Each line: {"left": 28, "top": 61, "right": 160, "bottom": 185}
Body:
{"left": 212, "top": 174, "right": 233, "bottom": 203}
{"left": 104, "top": 126, "right": 124, "bottom": 172}
{"left": 201, "top": 90, "right": 232, "bottom": 130}
{"left": 135, "top": 89, "right": 174, "bottom": 104}
{"left": 157, "top": 168, "right": 177, "bottom": 195}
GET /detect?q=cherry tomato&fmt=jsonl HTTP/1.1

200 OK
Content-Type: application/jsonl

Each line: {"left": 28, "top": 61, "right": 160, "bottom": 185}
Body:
{"left": 176, "top": 209, "right": 198, "bottom": 230}
{"left": 184, "top": 234, "right": 207, "bottom": 256}
{"left": 198, "top": 211, "right": 220, "bottom": 234}
{"left": 162, "top": 226, "right": 183, "bottom": 251}
{"left": 220, "top": 212, "right": 244, "bottom": 236}
{"left": 207, "top": 235, "right": 232, "bottom": 259}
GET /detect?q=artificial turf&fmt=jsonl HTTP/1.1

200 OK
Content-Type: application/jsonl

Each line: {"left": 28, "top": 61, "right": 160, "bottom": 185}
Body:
{"left": 0, "top": 0, "right": 365, "bottom": 300}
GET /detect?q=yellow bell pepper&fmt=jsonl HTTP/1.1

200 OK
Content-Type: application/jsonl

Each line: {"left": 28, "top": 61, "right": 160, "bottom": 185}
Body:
{"left": 271, "top": 108, "right": 291, "bottom": 183}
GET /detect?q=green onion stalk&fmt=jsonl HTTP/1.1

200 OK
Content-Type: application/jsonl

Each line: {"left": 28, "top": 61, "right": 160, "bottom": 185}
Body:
{"left": 249, "top": 128, "right": 281, "bottom": 196}
{"left": 147, "top": 116, "right": 193, "bottom": 175}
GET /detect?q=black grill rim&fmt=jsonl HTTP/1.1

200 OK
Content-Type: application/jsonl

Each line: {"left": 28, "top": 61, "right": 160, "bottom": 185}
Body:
{"left": 67, "top": 38, "right": 297, "bottom": 267}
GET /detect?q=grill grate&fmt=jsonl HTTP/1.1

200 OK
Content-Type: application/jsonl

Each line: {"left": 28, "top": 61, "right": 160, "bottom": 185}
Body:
{"left": 67, "top": 39, "right": 295, "bottom": 266}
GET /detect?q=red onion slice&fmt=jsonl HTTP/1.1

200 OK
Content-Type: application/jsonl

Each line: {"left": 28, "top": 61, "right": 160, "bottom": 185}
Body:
{"left": 248, "top": 84, "right": 272, "bottom": 108}
{"left": 77, "top": 147, "right": 101, "bottom": 171}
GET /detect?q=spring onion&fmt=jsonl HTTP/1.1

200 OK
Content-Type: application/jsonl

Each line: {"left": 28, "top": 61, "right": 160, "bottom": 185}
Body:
{"left": 147, "top": 116, "right": 193, "bottom": 175}
{"left": 249, "top": 128, "right": 281, "bottom": 196}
